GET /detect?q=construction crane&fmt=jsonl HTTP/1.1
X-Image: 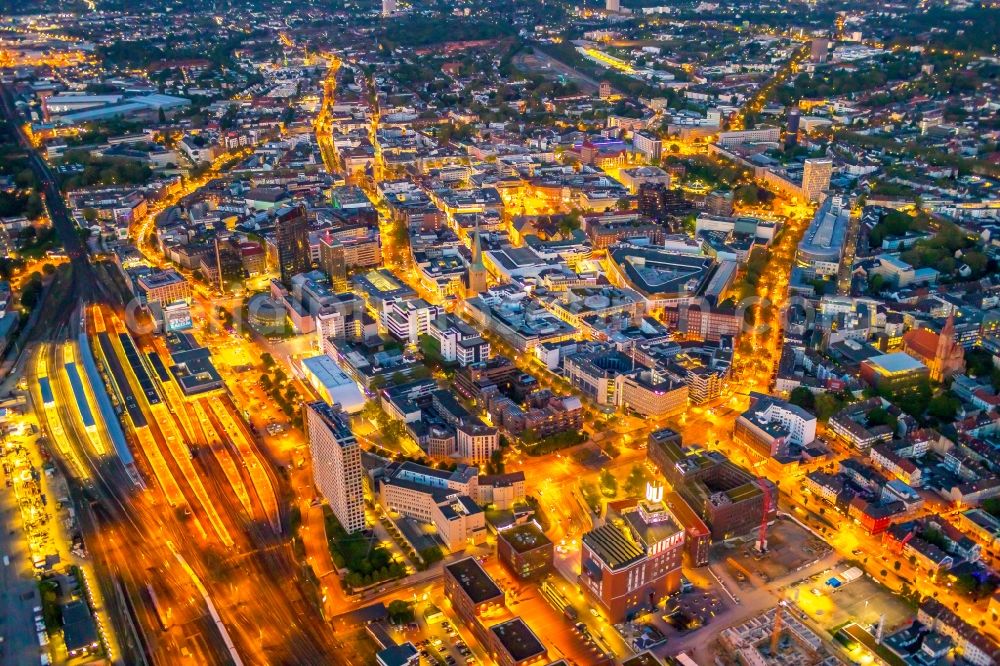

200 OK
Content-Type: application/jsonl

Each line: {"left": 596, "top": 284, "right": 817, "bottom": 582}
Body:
{"left": 756, "top": 479, "right": 772, "bottom": 553}
{"left": 770, "top": 602, "right": 785, "bottom": 656}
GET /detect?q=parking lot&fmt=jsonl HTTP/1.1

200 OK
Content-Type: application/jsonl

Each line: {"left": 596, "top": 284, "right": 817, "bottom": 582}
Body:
{"left": 1, "top": 419, "right": 65, "bottom": 665}
{"left": 786, "top": 570, "right": 914, "bottom": 635}
{"left": 670, "top": 584, "right": 728, "bottom": 630}
{"left": 646, "top": 575, "right": 731, "bottom": 639}
{"left": 374, "top": 582, "right": 491, "bottom": 666}
{"left": 411, "top": 618, "right": 481, "bottom": 666}
{"left": 607, "top": 570, "right": 735, "bottom": 655}
{"left": 1, "top": 467, "right": 42, "bottom": 666}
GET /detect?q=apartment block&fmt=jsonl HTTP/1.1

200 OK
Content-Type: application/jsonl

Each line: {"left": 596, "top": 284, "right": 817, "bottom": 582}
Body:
{"left": 305, "top": 401, "right": 365, "bottom": 534}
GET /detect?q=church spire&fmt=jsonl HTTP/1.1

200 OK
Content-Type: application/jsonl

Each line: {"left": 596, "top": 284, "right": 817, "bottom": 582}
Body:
{"left": 933, "top": 312, "right": 964, "bottom": 382}
{"left": 941, "top": 312, "right": 955, "bottom": 338}
{"left": 471, "top": 221, "right": 484, "bottom": 270}
{"left": 466, "top": 220, "right": 488, "bottom": 297}
{"left": 937, "top": 312, "right": 956, "bottom": 358}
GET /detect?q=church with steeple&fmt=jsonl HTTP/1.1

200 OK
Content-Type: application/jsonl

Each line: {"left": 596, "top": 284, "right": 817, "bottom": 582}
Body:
{"left": 902, "top": 314, "right": 965, "bottom": 383}
{"left": 465, "top": 224, "right": 488, "bottom": 297}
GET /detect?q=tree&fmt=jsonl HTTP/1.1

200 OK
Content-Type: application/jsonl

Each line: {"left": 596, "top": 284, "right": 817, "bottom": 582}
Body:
{"left": 437, "top": 123, "right": 454, "bottom": 145}
{"left": 623, "top": 465, "right": 649, "bottom": 497}
{"left": 808, "top": 277, "right": 832, "bottom": 296}
{"left": 814, "top": 392, "right": 845, "bottom": 422}
{"left": 15, "top": 168, "right": 36, "bottom": 188}
{"left": 734, "top": 184, "right": 760, "bottom": 206}
{"left": 867, "top": 273, "right": 885, "bottom": 295}
{"left": 887, "top": 379, "right": 932, "bottom": 419}
{"left": 868, "top": 210, "right": 916, "bottom": 247}
{"left": 961, "top": 251, "right": 988, "bottom": 277}
{"left": 361, "top": 399, "right": 383, "bottom": 423}
{"left": 557, "top": 211, "right": 582, "bottom": 237}
{"left": 789, "top": 386, "right": 815, "bottom": 411}
{"left": 598, "top": 469, "right": 618, "bottom": 497}
{"left": 19, "top": 275, "right": 44, "bottom": 311}
{"left": 0, "top": 257, "right": 25, "bottom": 280}
{"left": 866, "top": 407, "right": 897, "bottom": 431}
{"left": 387, "top": 600, "right": 414, "bottom": 624}
{"left": 965, "top": 349, "right": 996, "bottom": 379}
{"left": 922, "top": 526, "right": 948, "bottom": 549}
{"left": 682, "top": 213, "right": 697, "bottom": 235}
{"left": 927, "top": 393, "right": 960, "bottom": 422}
{"left": 418, "top": 334, "right": 444, "bottom": 363}
{"left": 487, "top": 448, "right": 505, "bottom": 475}
{"left": 418, "top": 546, "right": 444, "bottom": 566}
{"left": 982, "top": 498, "right": 1000, "bottom": 520}
{"left": 580, "top": 482, "right": 601, "bottom": 514}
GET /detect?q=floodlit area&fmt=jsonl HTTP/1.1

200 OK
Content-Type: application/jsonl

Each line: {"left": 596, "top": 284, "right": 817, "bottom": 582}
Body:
{"left": 719, "top": 605, "right": 842, "bottom": 666}
{"left": 786, "top": 572, "right": 914, "bottom": 638}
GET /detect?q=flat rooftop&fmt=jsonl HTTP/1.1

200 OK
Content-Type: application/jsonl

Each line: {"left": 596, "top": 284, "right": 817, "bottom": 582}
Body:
{"left": 138, "top": 268, "right": 186, "bottom": 289}
{"left": 445, "top": 557, "right": 503, "bottom": 604}
{"left": 498, "top": 522, "right": 551, "bottom": 553}
{"left": 798, "top": 196, "right": 849, "bottom": 260}
{"left": 352, "top": 268, "right": 415, "bottom": 299}
{"left": 622, "top": 652, "right": 662, "bottom": 666}
{"left": 302, "top": 354, "right": 355, "bottom": 388}
{"left": 305, "top": 400, "right": 354, "bottom": 441}
{"left": 169, "top": 347, "right": 223, "bottom": 395}
{"left": 865, "top": 352, "right": 927, "bottom": 375}
{"left": 490, "top": 618, "right": 546, "bottom": 662}
{"left": 608, "top": 246, "right": 715, "bottom": 297}
{"left": 61, "top": 599, "right": 98, "bottom": 652}
{"left": 624, "top": 506, "right": 682, "bottom": 547}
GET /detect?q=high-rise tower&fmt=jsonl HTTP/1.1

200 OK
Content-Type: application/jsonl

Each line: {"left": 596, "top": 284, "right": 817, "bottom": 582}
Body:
{"left": 810, "top": 37, "right": 830, "bottom": 63}
{"left": 785, "top": 107, "right": 801, "bottom": 148}
{"left": 801, "top": 158, "right": 832, "bottom": 202}
{"left": 466, "top": 224, "right": 488, "bottom": 296}
{"left": 305, "top": 401, "right": 365, "bottom": 534}
{"left": 274, "top": 204, "right": 310, "bottom": 285}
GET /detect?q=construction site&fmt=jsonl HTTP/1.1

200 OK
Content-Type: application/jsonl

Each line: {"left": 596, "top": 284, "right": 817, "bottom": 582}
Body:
{"left": 787, "top": 568, "right": 913, "bottom": 638}
{"left": 717, "top": 517, "right": 832, "bottom": 587}
{"left": 718, "top": 603, "right": 845, "bottom": 666}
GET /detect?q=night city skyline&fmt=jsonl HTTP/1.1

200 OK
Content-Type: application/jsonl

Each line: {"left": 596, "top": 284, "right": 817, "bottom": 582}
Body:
{"left": 1, "top": 0, "right": 999, "bottom": 665}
